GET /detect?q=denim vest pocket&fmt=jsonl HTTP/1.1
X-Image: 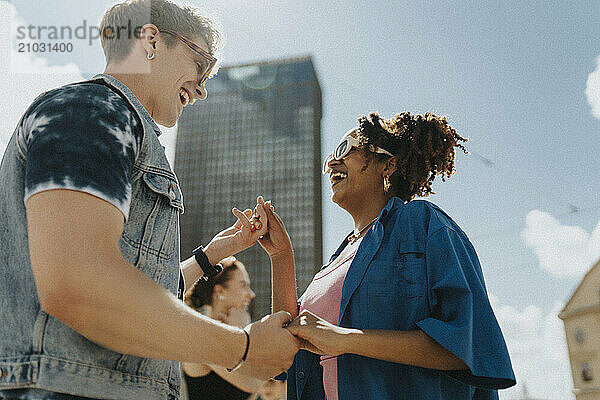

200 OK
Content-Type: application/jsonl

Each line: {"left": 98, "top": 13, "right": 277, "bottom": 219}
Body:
{"left": 120, "top": 170, "right": 182, "bottom": 280}
{"left": 142, "top": 171, "right": 184, "bottom": 213}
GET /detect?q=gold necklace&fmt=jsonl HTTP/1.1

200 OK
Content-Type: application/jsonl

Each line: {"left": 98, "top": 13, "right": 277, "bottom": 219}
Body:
{"left": 348, "top": 217, "right": 378, "bottom": 244}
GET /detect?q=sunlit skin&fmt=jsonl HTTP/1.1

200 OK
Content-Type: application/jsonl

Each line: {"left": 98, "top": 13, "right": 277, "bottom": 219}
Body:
{"left": 104, "top": 24, "right": 209, "bottom": 127}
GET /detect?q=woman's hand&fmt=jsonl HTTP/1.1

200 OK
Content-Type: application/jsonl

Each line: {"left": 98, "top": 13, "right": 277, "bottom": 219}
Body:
{"left": 256, "top": 196, "right": 293, "bottom": 259}
{"left": 285, "top": 310, "right": 360, "bottom": 356}
{"left": 203, "top": 200, "right": 268, "bottom": 264}
{"left": 288, "top": 311, "right": 470, "bottom": 371}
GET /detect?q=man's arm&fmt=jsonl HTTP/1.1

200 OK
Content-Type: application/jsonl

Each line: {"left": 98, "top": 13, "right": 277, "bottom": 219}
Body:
{"left": 27, "top": 189, "right": 297, "bottom": 378}
{"left": 180, "top": 255, "right": 203, "bottom": 292}
{"left": 180, "top": 248, "right": 233, "bottom": 294}
{"left": 183, "top": 309, "right": 266, "bottom": 393}
{"left": 180, "top": 208, "right": 261, "bottom": 292}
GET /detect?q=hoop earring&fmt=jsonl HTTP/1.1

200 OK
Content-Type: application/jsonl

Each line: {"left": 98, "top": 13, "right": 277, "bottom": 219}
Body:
{"left": 383, "top": 175, "right": 391, "bottom": 193}
{"left": 147, "top": 53, "right": 155, "bottom": 60}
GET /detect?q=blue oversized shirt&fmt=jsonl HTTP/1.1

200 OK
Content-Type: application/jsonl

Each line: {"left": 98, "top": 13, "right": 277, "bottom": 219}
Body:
{"left": 287, "top": 197, "right": 516, "bottom": 400}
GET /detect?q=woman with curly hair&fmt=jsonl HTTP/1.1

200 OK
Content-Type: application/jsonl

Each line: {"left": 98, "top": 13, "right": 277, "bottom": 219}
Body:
{"left": 182, "top": 257, "right": 265, "bottom": 400}
{"left": 255, "top": 112, "right": 516, "bottom": 399}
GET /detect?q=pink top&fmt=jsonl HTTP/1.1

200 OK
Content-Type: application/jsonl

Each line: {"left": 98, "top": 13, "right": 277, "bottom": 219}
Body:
{"left": 299, "top": 237, "right": 362, "bottom": 400}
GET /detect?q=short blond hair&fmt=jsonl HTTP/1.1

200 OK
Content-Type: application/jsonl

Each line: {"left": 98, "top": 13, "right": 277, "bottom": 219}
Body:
{"left": 100, "top": 0, "right": 222, "bottom": 67}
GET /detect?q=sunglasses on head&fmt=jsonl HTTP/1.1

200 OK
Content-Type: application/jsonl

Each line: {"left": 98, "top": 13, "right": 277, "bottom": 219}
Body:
{"left": 160, "top": 29, "right": 217, "bottom": 88}
{"left": 322, "top": 129, "right": 394, "bottom": 174}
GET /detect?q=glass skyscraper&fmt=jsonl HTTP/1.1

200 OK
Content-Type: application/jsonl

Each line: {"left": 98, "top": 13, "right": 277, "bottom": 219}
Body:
{"left": 175, "top": 56, "right": 323, "bottom": 319}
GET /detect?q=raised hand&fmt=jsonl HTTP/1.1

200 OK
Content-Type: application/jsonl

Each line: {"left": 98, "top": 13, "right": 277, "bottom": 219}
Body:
{"left": 285, "top": 310, "right": 361, "bottom": 357}
{"left": 255, "top": 196, "right": 293, "bottom": 259}
{"left": 230, "top": 203, "right": 268, "bottom": 248}
{"left": 236, "top": 311, "right": 300, "bottom": 379}
{"left": 203, "top": 201, "right": 268, "bottom": 264}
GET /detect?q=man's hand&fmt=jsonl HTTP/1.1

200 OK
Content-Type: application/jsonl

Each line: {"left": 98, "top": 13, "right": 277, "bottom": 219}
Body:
{"left": 285, "top": 310, "right": 360, "bottom": 356}
{"left": 203, "top": 200, "right": 268, "bottom": 265}
{"left": 237, "top": 311, "right": 300, "bottom": 379}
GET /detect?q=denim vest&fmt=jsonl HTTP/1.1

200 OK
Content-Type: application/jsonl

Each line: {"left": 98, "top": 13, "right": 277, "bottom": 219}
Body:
{"left": 0, "top": 74, "right": 185, "bottom": 399}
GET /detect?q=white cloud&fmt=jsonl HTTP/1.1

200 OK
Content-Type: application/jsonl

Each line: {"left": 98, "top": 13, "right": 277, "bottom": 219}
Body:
{"left": 0, "top": 1, "right": 84, "bottom": 154}
{"left": 521, "top": 210, "right": 600, "bottom": 278}
{"left": 491, "top": 295, "right": 573, "bottom": 400}
{"left": 586, "top": 55, "right": 600, "bottom": 119}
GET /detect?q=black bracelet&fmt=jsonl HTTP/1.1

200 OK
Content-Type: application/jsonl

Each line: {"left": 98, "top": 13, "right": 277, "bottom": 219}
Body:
{"left": 192, "top": 245, "right": 223, "bottom": 281}
{"left": 227, "top": 328, "right": 250, "bottom": 372}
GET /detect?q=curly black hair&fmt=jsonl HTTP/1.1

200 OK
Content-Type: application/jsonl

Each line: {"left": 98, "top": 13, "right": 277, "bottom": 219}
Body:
{"left": 355, "top": 111, "right": 467, "bottom": 201}
{"left": 184, "top": 257, "right": 241, "bottom": 310}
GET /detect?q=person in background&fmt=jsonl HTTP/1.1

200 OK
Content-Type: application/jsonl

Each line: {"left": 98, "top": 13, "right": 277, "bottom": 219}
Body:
{"left": 256, "top": 111, "right": 516, "bottom": 399}
{"left": 183, "top": 257, "right": 265, "bottom": 400}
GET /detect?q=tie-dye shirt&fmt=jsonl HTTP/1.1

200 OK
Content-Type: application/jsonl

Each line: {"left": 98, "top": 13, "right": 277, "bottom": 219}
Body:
{"left": 19, "top": 81, "right": 143, "bottom": 219}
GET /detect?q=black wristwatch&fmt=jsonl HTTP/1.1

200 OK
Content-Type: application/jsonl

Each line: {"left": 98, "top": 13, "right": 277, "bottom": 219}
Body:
{"left": 192, "top": 246, "right": 223, "bottom": 282}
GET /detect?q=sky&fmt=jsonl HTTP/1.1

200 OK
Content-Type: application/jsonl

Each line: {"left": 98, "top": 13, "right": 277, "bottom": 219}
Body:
{"left": 1, "top": 1, "right": 599, "bottom": 398}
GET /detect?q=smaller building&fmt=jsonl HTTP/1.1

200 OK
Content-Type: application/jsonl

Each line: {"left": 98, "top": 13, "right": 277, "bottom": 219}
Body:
{"left": 559, "top": 260, "right": 600, "bottom": 400}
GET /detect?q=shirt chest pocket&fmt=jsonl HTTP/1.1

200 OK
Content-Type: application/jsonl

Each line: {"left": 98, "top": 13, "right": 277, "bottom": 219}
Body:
{"left": 367, "top": 242, "right": 427, "bottom": 295}
{"left": 398, "top": 255, "right": 426, "bottom": 299}
{"left": 119, "top": 169, "right": 184, "bottom": 272}
{"left": 362, "top": 242, "right": 426, "bottom": 329}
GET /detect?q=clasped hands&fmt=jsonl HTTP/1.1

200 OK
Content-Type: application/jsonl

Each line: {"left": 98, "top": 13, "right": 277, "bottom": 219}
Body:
{"left": 203, "top": 195, "right": 293, "bottom": 265}
{"left": 201, "top": 196, "right": 358, "bottom": 380}
{"left": 210, "top": 195, "right": 358, "bottom": 358}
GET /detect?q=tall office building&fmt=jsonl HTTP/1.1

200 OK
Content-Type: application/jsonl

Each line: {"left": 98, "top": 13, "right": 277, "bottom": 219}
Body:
{"left": 175, "top": 56, "right": 323, "bottom": 319}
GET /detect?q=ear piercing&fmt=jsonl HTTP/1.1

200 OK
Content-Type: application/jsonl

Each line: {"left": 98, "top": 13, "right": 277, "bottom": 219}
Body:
{"left": 383, "top": 175, "right": 391, "bottom": 193}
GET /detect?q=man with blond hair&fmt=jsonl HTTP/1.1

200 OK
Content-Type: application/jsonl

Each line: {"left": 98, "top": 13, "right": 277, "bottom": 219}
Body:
{"left": 0, "top": 1, "right": 298, "bottom": 399}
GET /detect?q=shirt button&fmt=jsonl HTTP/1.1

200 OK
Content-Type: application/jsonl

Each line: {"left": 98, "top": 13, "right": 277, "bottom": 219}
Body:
{"left": 297, "top": 371, "right": 305, "bottom": 379}
{"left": 167, "top": 183, "right": 176, "bottom": 200}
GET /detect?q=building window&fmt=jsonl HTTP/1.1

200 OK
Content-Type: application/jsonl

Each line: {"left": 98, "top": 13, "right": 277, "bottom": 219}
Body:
{"left": 576, "top": 329, "right": 586, "bottom": 344}
{"left": 582, "top": 362, "right": 593, "bottom": 382}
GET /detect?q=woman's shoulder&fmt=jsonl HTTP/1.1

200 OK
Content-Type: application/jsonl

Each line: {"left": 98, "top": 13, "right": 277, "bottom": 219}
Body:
{"left": 389, "top": 198, "right": 438, "bottom": 223}
{"left": 387, "top": 198, "right": 462, "bottom": 237}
